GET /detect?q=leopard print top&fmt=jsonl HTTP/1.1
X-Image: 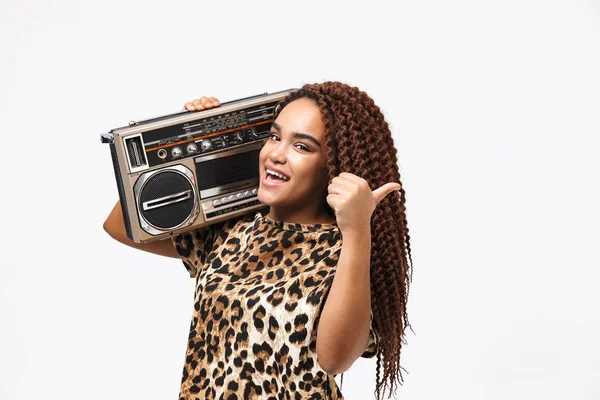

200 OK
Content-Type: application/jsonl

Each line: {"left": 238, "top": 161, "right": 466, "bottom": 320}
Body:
{"left": 172, "top": 211, "right": 380, "bottom": 399}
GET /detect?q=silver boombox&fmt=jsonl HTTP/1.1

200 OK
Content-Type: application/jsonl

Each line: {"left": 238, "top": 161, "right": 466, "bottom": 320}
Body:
{"left": 101, "top": 89, "right": 294, "bottom": 243}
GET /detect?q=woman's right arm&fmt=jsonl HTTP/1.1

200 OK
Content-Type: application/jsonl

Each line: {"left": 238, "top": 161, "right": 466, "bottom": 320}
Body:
{"left": 103, "top": 200, "right": 180, "bottom": 258}
{"left": 102, "top": 95, "right": 222, "bottom": 259}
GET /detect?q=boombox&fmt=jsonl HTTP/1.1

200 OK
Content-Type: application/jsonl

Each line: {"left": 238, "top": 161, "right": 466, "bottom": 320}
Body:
{"left": 100, "top": 89, "right": 294, "bottom": 243}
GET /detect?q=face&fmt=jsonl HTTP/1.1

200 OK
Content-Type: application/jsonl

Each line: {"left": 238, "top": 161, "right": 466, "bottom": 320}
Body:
{"left": 257, "top": 98, "right": 331, "bottom": 221}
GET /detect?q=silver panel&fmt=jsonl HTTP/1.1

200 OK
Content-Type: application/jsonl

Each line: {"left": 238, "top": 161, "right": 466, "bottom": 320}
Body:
{"left": 200, "top": 187, "right": 264, "bottom": 222}
{"left": 133, "top": 164, "right": 199, "bottom": 236}
{"left": 108, "top": 90, "right": 293, "bottom": 137}
{"left": 199, "top": 178, "right": 258, "bottom": 199}
{"left": 124, "top": 133, "right": 150, "bottom": 174}
{"left": 194, "top": 140, "right": 266, "bottom": 164}
{"left": 142, "top": 190, "right": 192, "bottom": 211}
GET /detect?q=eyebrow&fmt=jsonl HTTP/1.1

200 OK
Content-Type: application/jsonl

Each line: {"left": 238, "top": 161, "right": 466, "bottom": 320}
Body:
{"left": 271, "top": 121, "right": 322, "bottom": 148}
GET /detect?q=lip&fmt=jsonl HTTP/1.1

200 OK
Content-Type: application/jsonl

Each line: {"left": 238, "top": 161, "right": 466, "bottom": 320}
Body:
{"left": 262, "top": 170, "right": 290, "bottom": 187}
{"left": 264, "top": 164, "right": 291, "bottom": 180}
{"left": 262, "top": 164, "right": 290, "bottom": 188}
{"left": 261, "top": 173, "right": 287, "bottom": 188}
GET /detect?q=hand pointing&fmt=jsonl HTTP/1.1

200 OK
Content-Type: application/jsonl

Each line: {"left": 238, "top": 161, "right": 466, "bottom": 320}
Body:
{"left": 326, "top": 172, "right": 400, "bottom": 233}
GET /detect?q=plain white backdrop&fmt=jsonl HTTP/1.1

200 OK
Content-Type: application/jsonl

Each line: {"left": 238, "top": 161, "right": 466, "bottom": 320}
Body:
{"left": 1, "top": 0, "right": 599, "bottom": 399}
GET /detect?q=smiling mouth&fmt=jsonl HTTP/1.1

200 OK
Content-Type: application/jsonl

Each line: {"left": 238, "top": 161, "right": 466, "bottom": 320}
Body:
{"left": 265, "top": 168, "right": 290, "bottom": 182}
{"left": 265, "top": 175, "right": 287, "bottom": 185}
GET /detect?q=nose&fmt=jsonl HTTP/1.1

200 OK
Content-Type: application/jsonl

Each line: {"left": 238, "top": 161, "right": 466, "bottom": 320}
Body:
{"left": 268, "top": 141, "right": 287, "bottom": 164}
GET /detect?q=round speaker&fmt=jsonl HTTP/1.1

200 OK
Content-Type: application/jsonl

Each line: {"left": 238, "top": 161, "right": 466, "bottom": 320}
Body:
{"left": 135, "top": 166, "right": 197, "bottom": 232}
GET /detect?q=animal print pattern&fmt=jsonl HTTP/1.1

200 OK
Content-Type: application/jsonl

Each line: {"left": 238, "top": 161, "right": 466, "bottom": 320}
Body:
{"left": 172, "top": 212, "right": 380, "bottom": 399}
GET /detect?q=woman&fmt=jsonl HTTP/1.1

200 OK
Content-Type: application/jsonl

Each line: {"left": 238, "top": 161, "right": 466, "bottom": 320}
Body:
{"left": 104, "top": 81, "right": 413, "bottom": 400}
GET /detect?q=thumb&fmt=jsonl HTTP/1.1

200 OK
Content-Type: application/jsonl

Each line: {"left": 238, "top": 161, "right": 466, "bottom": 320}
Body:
{"left": 372, "top": 182, "right": 401, "bottom": 204}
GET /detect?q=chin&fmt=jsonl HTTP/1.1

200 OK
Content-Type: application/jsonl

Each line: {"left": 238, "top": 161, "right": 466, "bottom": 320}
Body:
{"left": 257, "top": 186, "right": 272, "bottom": 206}
{"left": 258, "top": 187, "right": 290, "bottom": 209}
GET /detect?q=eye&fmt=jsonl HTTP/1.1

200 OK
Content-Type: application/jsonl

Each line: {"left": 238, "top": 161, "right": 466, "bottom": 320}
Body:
{"left": 295, "top": 143, "right": 310, "bottom": 152}
{"left": 269, "top": 132, "right": 280, "bottom": 141}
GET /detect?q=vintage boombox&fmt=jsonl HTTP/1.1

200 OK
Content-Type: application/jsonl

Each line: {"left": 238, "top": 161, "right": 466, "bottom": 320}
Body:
{"left": 101, "top": 89, "right": 294, "bottom": 243}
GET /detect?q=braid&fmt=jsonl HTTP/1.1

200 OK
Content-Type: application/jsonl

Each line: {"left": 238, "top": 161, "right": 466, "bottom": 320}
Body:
{"left": 274, "top": 82, "right": 414, "bottom": 399}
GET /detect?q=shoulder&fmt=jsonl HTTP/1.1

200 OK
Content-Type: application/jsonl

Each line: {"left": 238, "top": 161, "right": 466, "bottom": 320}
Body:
{"left": 173, "top": 211, "right": 258, "bottom": 245}
{"left": 208, "top": 211, "right": 261, "bottom": 242}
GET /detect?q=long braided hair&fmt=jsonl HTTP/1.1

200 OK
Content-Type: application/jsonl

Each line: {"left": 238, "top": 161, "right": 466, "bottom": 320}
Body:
{"left": 273, "top": 81, "right": 414, "bottom": 400}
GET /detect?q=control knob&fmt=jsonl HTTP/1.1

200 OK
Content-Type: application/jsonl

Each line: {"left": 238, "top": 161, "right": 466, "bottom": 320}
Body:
{"left": 171, "top": 146, "right": 183, "bottom": 158}
{"left": 186, "top": 143, "right": 198, "bottom": 154}
{"left": 201, "top": 139, "right": 212, "bottom": 151}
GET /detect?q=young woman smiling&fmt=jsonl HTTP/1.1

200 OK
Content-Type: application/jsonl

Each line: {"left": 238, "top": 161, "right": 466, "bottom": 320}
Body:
{"left": 104, "top": 81, "right": 413, "bottom": 400}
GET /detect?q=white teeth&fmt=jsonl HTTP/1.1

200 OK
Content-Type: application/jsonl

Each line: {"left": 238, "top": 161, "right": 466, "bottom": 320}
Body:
{"left": 266, "top": 168, "right": 290, "bottom": 181}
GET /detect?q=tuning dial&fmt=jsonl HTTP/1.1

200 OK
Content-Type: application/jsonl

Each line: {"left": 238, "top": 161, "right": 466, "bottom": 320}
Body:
{"left": 186, "top": 143, "right": 198, "bottom": 154}
{"left": 201, "top": 139, "right": 212, "bottom": 151}
{"left": 171, "top": 146, "right": 183, "bottom": 158}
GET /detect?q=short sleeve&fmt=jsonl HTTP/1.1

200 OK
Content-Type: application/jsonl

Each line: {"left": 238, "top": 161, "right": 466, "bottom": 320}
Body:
{"left": 171, "top": 226, "right": 215, "bottom": 278}
{"left": 360, "top": 310, "right": 381, "bottom": 358}
{"left": 171, "top": 211, "right": 259, "bottom": 278}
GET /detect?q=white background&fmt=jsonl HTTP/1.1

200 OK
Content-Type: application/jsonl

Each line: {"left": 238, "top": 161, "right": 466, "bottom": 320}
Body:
{"left": 1, "top": 0, "right": 599, "bottom": 399}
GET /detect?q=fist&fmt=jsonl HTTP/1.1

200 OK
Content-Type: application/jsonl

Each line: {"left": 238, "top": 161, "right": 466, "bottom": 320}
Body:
{"left": 327, "top": 172, "right": 400, "bottom": 233}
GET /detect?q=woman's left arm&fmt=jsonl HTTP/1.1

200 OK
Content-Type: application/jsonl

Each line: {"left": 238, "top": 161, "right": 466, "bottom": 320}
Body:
{"left": 315, "top": 225, "right": 372, "bottom": 374}
{"left": 316, "top": 172, "right": 400, "bottom": 374}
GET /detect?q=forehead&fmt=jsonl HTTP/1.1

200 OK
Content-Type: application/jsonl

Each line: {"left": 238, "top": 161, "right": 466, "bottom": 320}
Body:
{"left": 275, "top": 98, "right": 325, "bottom": 140}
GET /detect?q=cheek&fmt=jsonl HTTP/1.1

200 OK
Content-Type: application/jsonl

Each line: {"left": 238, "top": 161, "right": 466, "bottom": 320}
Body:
{"left": 304, "top": 161, "right": 329, "bottom": 193}
{"left": 314, "top": 157, "right": 330, "bottom": 182}
{"left": 258, "top": 146, "right": 268, "bottom": 166}
{"left": 317, "top": 169, "right": 330, "bottom": 193}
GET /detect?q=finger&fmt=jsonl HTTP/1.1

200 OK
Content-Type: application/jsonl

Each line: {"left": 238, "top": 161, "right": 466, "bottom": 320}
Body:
{"left": 372, "top": 182, "right": 401, "bottom": 204}
{"left": 326, "top": 194, "right": 339, "bottom": 213}
{"left": 208, "top": 97, "right": 220, "bottom": 106}
{"left": 338, "top": 172, "right": 363, "bottom": 183}
{"left": 200, "top": 96, "right": 214, "bottom": 108}
{"left": 191, "top": 99, "right": 205, "bottom": 111}
{"left": 333, "top": 173, "right": 353, "bottom": 186}
{"left": 336, "top": 173, "right": 371, "bottom": 192}
{"left": 331, "top": 174, "right": 358, "bottom": 188}
{"left": 183, "top": 101, "right": 197, "bottom": 111}
{"left": 327, "top": 182, "right": 348, "bottom": 195}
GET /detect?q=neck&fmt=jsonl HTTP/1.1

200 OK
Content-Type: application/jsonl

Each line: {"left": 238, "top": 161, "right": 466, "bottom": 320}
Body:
{"left": 267, "top": 205, "right": 336, "bottom": 225}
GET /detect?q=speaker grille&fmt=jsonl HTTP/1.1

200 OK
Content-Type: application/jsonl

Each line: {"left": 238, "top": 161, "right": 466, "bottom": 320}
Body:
{"left": 139, "top": 171, "right": 195, "bottom": 229}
